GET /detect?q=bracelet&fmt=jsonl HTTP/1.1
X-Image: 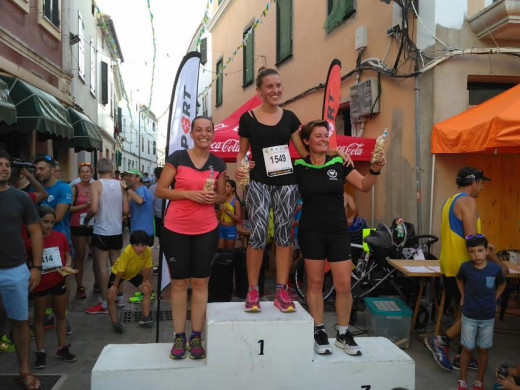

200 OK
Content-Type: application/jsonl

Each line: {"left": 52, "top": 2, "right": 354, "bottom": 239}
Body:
{"left": 369, "top": 168, "right": 381, "bottom": 176}
{"left": 31, "top": 265, "right": 42, "bottom": 271}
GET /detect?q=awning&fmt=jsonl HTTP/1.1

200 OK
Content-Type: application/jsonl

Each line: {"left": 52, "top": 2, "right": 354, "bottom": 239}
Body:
{"left": 0, "top": 76, "right": 73, "bottom": 139}
{"left": 67, "top": 108, "right": 102, "bottom": 152}
{"left": 209, "top": 95, "right": 376, "bottom": 161}
{"left": 432, "top": 83, "right": 520, "bottom": 154}
{"left": 0, "top": 79, "right": 16, "bottom": 125}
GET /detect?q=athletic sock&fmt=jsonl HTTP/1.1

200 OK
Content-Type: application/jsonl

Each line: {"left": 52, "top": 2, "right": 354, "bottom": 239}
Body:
{"left": 248, "top": 285, "right": 259, "bottom": 292}
{"left": 191, "top": 330, "right": 202, "bottom": 338}
{"left": 338, "top": 325, "right": 348, "bottom": 335}
{"left": 275, "top": 283, "right": 286, "bottom": 292}
{"left": 101, "top": 300, "right": 107, "bottom": 308}
{"left": 314, "top": 324, "right": 326, "bottom": 334}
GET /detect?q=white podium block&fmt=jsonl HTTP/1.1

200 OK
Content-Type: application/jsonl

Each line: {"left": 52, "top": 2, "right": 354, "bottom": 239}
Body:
{"left": 92, "top": 302, "right": 415, "bottom": 390}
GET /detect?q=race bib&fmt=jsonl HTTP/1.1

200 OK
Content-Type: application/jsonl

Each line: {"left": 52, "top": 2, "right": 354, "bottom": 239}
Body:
{"left": 79, "top": 213, "right": 94, "bottom": 226}
{"left": 42, "top": 246, "right": 62, "bottom": 274}
{"left": 263, "top": 145, "right": 292, "bottom": 177}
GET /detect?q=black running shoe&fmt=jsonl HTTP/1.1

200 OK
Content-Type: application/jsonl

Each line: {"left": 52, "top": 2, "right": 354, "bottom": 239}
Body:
{"left": 335, "top": 329, "right": 362, "bottom": 356}
{"left": 56, "top": 344, "right": 77, "bottom": 363}
{"left": 314, "top": 329, "right": 332, "bottom": 355}
{"left": 34, "top": 351, "right": 46, "bottom": 369}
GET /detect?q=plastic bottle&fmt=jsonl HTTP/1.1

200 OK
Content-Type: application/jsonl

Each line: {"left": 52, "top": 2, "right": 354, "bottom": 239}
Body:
{"left": 371, "top": 129, "right": 388, "bottom": 163}
{"left": 239, "top": 154, "right": 250, "bottom": 186}
{"left": 493, "top": 362, "right": 509, "bottom": 390}
{"left": 203, "top": 165, "right": 214, "bottom": 192}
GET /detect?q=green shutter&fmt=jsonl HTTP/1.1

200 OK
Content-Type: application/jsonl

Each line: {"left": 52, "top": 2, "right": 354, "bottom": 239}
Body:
{"left": 216, "top": 59, "right": 223, "bottom": 106}
{"left": 276, "top": 0, "right": 292, "bottom": 64}
{"left": 243, "top": 28, "right": 254, "bottom": 86}
{"left": 324, "top": 0, "right": 356, "bottom": 33}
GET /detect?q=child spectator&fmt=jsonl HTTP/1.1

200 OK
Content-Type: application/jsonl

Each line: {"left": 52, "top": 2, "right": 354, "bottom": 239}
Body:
{"left": 107, "top": 230, "right": 154, "bottom": 333}
{"left": 495, "top": 363, "right": 520, "bottom": 389}
{"left": 26, "top": 206, "right": 78, "bottom": 369}
{"left": 456, "top": 234, "right": 506, "bottom": 390}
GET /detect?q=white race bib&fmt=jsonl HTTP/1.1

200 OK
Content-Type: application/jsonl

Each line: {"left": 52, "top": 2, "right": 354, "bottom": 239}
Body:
{"left": 262, "top": 145, "right": 293, "bottom": 177}
{"left": 42, "top": 246, "right": 62, "bottom": 274}
{"left": 79, "top": 213, "right": 94, "bottom": 226}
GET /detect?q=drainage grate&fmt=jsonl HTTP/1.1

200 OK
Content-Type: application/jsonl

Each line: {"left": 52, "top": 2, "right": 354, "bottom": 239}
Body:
{"left": 121, "top": 309, "right": 190, "bottom": 323}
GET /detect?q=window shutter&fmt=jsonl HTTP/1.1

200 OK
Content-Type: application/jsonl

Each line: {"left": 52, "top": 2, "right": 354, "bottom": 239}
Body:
{"left": 276, "top": 0, "right": 292, "bottom": 64}
{"left": 243, "top": 28, "right": 254, "bottom": 86}
{"left": 101, "top": 61, "right": 108, "bottom": 105}
{"left": 200, "top": 38, "right": 207, "bottom": 65}
{"left": 216, "top": 59, "right": 223, "bottom": 106}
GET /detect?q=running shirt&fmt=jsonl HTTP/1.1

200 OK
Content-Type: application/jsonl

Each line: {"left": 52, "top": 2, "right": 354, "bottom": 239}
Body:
{"left": 220, "top": 196, "right": 237, "bottom": 223}
{"left": 93, "top": 179, "right": 123, "bottom": 236}
{"left": 70, "top": 184, "right": 90, "bottom": 227}
{"left": 238, "top": 109, "right": 301, "bottom": 186}
{"left": 111, "top": 244, "right": 152, "bottom": 280}
{"left": 26, "top": 230, "right": 69, "bottom": 292}
{"left": 40, "top": 180, "right": 72, "bottom": 247}
{"left": 440, "top": 192, "right": 482, "bottom": 277}
{"left": 164, "top": 149, "right": 226, "bottom": 235}
{"left": 129, "top": 185, "right": 154, "bottom": 236}
{"left": 294, "top": 156, "right": 353, "bottom": 234}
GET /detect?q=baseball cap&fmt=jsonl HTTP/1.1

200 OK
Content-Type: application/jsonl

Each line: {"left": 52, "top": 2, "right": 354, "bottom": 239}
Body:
{"left": 125, "top": 169, "right": 144, "bottom": 180}
{"left": 456, "top": 167, "right": 491, "bottom": 186}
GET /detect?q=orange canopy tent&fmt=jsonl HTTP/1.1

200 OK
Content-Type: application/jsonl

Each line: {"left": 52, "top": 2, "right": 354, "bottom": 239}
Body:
{"left": 431, "top": 83, "right": 520, "bottom": 154}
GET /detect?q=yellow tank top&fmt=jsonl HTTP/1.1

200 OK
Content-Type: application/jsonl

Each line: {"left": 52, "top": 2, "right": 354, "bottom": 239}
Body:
{"left": 220, "top": 197, "right": 237, "bottom": 223}
{"left": 439, "top": 192, "right": 482, "bottom": 276}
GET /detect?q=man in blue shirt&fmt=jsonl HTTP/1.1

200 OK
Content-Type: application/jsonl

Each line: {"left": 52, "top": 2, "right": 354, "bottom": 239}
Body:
{"left": 124, "top": 169, "right": 154, "bottom": 246}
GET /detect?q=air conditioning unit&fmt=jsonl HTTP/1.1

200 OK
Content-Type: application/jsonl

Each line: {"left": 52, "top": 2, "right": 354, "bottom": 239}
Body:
{"left": 349, "top": 78, "right": 380, "bottom": 122}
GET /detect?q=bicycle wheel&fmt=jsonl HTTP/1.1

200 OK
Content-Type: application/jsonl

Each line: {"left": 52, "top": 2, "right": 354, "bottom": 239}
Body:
{"left": 292, "top": 258, "right": 335, "bottom": 302}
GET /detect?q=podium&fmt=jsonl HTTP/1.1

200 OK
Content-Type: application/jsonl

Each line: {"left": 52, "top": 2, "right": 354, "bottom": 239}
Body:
{"left": 92, "top": 302, "right": 415, "bottom": 389}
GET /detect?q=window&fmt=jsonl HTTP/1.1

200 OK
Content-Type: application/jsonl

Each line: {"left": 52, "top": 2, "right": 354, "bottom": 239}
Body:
{"left": 101, "top": 61, "right": 108, "bottom": 105}
{"left": 43, "top": 0, "right": 60, "bottom": 29}
{"left": 200, "top": 38, "right": 207, "bottom": 65}
{"left": 276, "top": 0, "right": 293, "bottom": 64}
{"left": 141, "top": 137, "right": 144, "bottom": 152}
{"left": 216, "top": 58, "right": 223, "bottom": 107}
{"left": 90, "top": 39, "right": 96, "bottom": 95}
{"left": 202, "top": 94, "right": 208, "bottom": 117}
{"left": 467, "top": 81, "right": 517, "bottom": 105}
{"left": 148, "top": 140, "right": 150, "bottom": 154}
{"left": 324, "top": 0, "right": 356, "bottom": 33}
{"left": 153, "top": 141, "right": 156, "bottom": 155}
{"left": 243, "top": 26, "right": 254, "bottom": 87}
{"left": 336, "top": 104, "right": 352, "bottom": 136}
{"left": 110, "top": 82, "right": 114, "bottom": 117}
{"left": 78, "top": 13, "right": 85, "bottom": 81}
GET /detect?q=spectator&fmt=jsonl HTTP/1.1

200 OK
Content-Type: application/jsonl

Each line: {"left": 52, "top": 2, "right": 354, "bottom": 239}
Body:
{"left": 495, "top": 364, "right": 520, "bottom": 390}
{"left": 123, "top": 169, "right": 154, "bottom": 246}
{"left": 114, "top": 170, "right": 120, "bottom": 180}
{"left": 218, "top": 179, "right": 242, "bottom": 250}
{"left": 0, "top": 149, "right": 43, "bottom": 390}
{"left": 9, "top": 164, "right": 48, "bottom": 204}
{"left": 84, "top": 158, "right": 129, "bottom": 314}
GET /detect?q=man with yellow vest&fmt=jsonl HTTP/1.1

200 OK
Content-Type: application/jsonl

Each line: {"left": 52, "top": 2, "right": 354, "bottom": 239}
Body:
{"left": 425, "top": 167, "right": 490, "bottom": 372}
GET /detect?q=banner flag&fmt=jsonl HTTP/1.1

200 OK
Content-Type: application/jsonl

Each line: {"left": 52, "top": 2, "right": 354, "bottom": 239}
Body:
{"left": 322, "top": 59, "right": 342, "bottom": 149}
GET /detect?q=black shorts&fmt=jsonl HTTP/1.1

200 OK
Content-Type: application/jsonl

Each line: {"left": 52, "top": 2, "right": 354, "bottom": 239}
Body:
{"left": 91, "top": 234, "right": 123, "bottom": 251}
{"left": 298, "top": 229, "right": 352, "bottom": 262}
{"left": 71, "top": 226, "right": 93, "bottom": 237}
{"left": 32, "top": 280, "right": 67, "bottom": 297}
{"left": 108, "top": 272, "right": 143, "bottom": 289}
{"left": 161, "top": 227, "right": 219, "bottom": 279}
{"left": 442, "top": 275, "right": 461, "bottom": 307}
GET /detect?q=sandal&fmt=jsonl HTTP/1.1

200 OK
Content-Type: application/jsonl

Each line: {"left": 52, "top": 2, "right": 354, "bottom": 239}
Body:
{"left": 21, "top": 372, "right": 40, "bottom": 390}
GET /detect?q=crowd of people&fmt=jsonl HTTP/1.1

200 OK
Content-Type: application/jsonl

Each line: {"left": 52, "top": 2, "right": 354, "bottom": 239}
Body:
{"left": 0, "top": 67, "right": 516, "bottom": 390}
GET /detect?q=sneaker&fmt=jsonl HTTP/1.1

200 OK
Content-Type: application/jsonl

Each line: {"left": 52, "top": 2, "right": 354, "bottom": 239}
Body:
{"left": 85, "top": 302, "right": 108, "bottom": 314}
{"left": 457, "top": 380, "right": 468, "bottom": 390}
{"left": 56, "top": 344, "right": 76, "bottom": 362}
{"left": 43, "top": 314, "right": 55, "bottom": 329}
{"left": 66, "top": 318, "right": 72, "bottom": 336}
{"left": 314, "top": 329, "right": 332, "bottom": 355}
{"left": 188, "top": 335, "right": 206, "bottom": 360}
{"left": 424, "top": 336, "right": 452, "bottom": 371}
{"left": 76, "top": 287, "right": 87, "bottom": 299}
{"left": 274, "top": 287, "right": 295, "bottom": 313}
{"left": 452, "top": 355, "right": 479, "bottom": 371}
{"left": 129, "top": 292, "right": 155, "bottom": 303}
{"left": 139, "top": 316, "right": 154, "bottom": 328}
{"left": 34, "top": 351, "right": 46, "bottom": 369}
{"left": 335, "top": 329, "right": 361, "bottom": 356}
{"left": 473, "top": 380, "right": 484, "bottom": 390}
{"left": 112, "top": 322, "right": 126, "bottom": 334}
{"left": 244, "top": 289, "right": 261, "bottom": 312}
{"left": 169, "top": 335, "right": 187, "bottom": 359}
{"left": 0, "top": 337, "right": 15, "bottom": 352}
{"left": 116, "top": 296, "right": 126, "bottom": 308}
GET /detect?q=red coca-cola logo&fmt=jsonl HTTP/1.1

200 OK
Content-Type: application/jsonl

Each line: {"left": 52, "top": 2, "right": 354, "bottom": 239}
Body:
{"left": 210, "top": 138, "right": 240, "bottom": 153}
{"left": 337, "top": 143, "right": 365, "bottom": 155}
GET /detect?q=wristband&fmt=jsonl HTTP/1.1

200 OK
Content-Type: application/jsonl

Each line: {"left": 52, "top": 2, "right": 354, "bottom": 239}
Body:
{"left": 31, "top": 265, "right": 43, "bottom": 271}
{"left": 369, "top": 168, "right": 381, "bottom": 176}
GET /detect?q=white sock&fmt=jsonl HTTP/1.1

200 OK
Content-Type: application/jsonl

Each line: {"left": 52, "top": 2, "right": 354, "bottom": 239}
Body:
{"left": 102, "top": 300, "right": 107, "bottom": 308}
{"left": 338, "top": 325, "right": 348, "bottom": 335}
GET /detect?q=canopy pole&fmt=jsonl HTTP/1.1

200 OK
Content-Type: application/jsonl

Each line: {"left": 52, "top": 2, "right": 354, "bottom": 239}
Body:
{"left": 371, "top": 185, "right": 375, "bottom": 227}
{"left": 414, "top": 69, "right": 423, "bottom": 234}
{"left": 429, "top": 154, "right": 436, "bottom": 235}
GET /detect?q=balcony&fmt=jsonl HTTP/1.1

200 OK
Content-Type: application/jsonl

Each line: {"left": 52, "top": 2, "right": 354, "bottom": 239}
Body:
{"left": 468, "top": 0, "right": 520, "bottom": 41}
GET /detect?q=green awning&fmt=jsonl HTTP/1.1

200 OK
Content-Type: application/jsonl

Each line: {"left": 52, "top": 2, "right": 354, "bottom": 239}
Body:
{"left": 0, "top": 78, "right": 16, "bottom": 125}
{"left": 67, "top": 108, "right": 103, "bottom": 152}
{"left": 0, "top": 76, "right": 73, "bottom": 139}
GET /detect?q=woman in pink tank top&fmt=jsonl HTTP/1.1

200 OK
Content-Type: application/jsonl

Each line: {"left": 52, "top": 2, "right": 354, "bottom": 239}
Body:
{"left": 70, "top": 163, "right": 93, "bottom": 299}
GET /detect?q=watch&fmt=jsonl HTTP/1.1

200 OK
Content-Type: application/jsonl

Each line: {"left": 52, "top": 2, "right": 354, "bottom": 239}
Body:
{"left": 31, "top": 265, "right": 43, "bottom": 271}
{"left": 369, "top": 168, "right": 381, "bottom": 176}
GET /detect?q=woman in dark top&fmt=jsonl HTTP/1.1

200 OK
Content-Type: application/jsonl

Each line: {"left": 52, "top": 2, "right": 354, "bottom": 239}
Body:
{"left": 294, "top": 120, "right": 385, "bottom": 356}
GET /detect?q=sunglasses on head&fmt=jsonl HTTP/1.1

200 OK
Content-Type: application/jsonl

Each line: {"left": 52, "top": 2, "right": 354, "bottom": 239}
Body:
{"left": 465, "top": 234, "right": 485, "bottom": 240}
{"left": 43, "top": 155, "right": 53, "bottom": 162}
{"left": 80, "top": 162, "right": 92, "bottom": 167}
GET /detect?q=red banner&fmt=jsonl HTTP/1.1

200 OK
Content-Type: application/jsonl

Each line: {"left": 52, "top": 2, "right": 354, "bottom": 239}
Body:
{"left": 322, "top": 59, "right": 342, "bottom": 149}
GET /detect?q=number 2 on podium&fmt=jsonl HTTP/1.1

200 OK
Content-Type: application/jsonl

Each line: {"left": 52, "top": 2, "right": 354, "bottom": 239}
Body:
{"left": 258, "top": 339, "right": 264, "bottom": 355}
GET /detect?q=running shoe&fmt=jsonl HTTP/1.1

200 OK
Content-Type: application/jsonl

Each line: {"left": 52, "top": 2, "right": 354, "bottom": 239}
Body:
{"left": 452, "top": 354, "right": 479, "bottom": 371}
{"left": 139, "top": 316, "right": 154, "bottom": 328}
{"left": 473, "top": 380, "right": 484, "bottom": 390}
{"left": 56, "top": 344, "right": 77, "bottom": 363}
{"left": 169, "top": 335, "right": 187, "bottom": 360}
{"left": 34, "top": 351, "right": 46, "bottom": 369}
{"left": 457, "top": 380, "right": 468, "bottom": 390}
{"left": 314, "top": 329, "right": 332, "bottom": 355}
{"left": 424, "top": 336, "right": 452, "bottom": 371}
{"left": 112, "top": 322, "right": 126, "bottom": 334}
{"left": 274, "top": 287, "right": 295, "bottom": 313}
{"left": 0, "top": 335, "right": 15, "bottom": 353}
{"left": 188, "top": 335, "right": 206, "bottom": 360}
{"left": 129, "top": 292, "right": 155, "bottom": 303}
{"left": 43, "top": 314, "right": 55, "bottom": 329}
{"left": 85, "top": 302, "right": 108, "bottom": 314}
{"left": 76, "top": 287, "right": 87, "bottom": 299}
{"left": 335, "top": 329, "right": 361, "bottom": 356}
{"left": 244, "top": 289, "right": 261, "bottom": 312}
{"left": 116, "top": 295, "right": 126, "bottom": 308}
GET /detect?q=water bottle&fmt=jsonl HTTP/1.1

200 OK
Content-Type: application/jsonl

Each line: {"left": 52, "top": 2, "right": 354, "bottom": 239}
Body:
{"left": 494, "top": 362, "right": 509, "bottom": 390}
{"left": 396, "top": 219, "right": 404, "bottom": 238}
